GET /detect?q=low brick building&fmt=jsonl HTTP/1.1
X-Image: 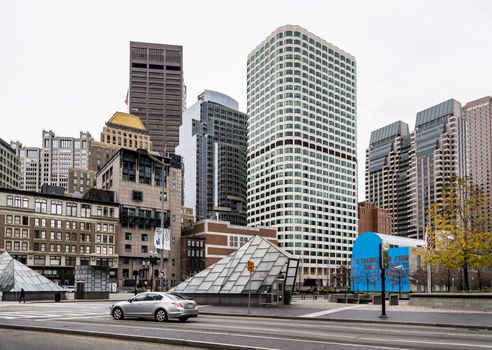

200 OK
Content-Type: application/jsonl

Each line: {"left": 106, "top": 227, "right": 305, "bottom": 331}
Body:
{"left": 180, "top": 219, "right": 277, "bottom": 280}
{"left": 358, "top": 201, "right": 393, "bottom": 235}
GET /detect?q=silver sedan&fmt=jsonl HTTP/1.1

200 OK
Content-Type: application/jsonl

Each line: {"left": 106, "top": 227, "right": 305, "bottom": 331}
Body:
{"left": 110, "top": 292, "right": 198, "bottom": 322}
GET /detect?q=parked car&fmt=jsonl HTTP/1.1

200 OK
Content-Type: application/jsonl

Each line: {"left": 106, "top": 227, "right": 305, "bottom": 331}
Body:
{"left": 110, "top": 292, "right": 198, "bottom": 322}
{"left": 62, "top": 285, "right": 75, "bottom": 293}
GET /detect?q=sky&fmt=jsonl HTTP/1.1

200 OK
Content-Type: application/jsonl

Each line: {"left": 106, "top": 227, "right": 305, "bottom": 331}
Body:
{"left": 1, "top": 0, "right": 492, "bottom": 200}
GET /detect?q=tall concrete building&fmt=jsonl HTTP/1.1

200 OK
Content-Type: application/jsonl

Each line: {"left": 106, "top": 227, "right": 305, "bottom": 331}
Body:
{"left": 247, "top": 25, "right": 358, "bottom": 285}
{"left": 463, "top": 96, "right": 492, "bottom": 215}
{"left": 409, "top": 99, "right": 466, "bottom": 239}
{"left": 365, "top": 121, "right": 413, "bottom": 236}
{"left": 10, "top": 142, "right": 40, "bottom": 192}
{"left": 0, "top": 138, "right": 19, "bottom": 189}
{"left": 129, "top": 42, "right": 183, "bottom": 154}
{"left": 177, "top": 90, "right": 248, "bottom": 226}
{"left": 97, "top": 149, "right": 183, "bottom": 289}
{"left": 13, "top": 130, "right": 92, "bottom": 193}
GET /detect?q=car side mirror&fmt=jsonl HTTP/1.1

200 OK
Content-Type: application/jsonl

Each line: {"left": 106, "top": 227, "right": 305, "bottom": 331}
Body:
{"left": 128, "top": 298, "right": 133, "bottom": 303}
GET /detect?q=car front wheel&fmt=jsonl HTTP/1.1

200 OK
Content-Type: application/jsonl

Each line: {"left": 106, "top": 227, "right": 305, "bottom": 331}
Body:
{"left": 112, "top": 307, "right": 124, "bottom": 320}
{"left": 154, "top": 309, "right": 168, "bottom": 322}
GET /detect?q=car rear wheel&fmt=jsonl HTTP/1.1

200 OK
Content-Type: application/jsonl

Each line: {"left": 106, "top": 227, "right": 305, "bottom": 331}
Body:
{"left": 112, "top": 307, "right": 124, "bottom": 320}
{"left": 178, "top": 316, "right": 189, "bottom": 322}
{"left": 154, "top": 309, "right": 168, "bottom": 322}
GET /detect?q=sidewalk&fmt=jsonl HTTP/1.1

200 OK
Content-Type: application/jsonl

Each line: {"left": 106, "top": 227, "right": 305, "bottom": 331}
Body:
{"left": 198, "top": 299, "right": 492, "bottom": 330}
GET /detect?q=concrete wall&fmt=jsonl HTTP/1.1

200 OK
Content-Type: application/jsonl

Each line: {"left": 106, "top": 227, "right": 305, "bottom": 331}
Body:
{"left": 182, "top": 293, "right": 280, "bottom": 307}
{"left": 2, "top": 291, "right": 66, "bottom": 302}
{"left": 409, "top": 293, "right": 492, "bottom": 312}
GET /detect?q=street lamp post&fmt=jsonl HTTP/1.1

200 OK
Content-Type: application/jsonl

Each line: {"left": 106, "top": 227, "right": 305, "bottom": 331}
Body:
{"left": 148, "top": 250, "right": 158, "bottom": 291}
{"left": 392, "top": 265, "right": 404, "bottom": 298}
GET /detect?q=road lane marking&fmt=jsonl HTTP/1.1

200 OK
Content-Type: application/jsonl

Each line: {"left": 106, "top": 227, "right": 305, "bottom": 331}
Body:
{"left": 300, "top": 304, "right": 364, "bottom": 317}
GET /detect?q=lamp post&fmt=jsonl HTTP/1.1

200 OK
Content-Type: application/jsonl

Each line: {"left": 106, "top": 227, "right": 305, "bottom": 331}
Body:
{"left": 393, "top": 265, "right": 404, "bottom": 298}
{"left": 148, "top": 250, "right": 159, "bottom": 291}
{"left": 142, "top": 260, "right": 150, "bottom": 291}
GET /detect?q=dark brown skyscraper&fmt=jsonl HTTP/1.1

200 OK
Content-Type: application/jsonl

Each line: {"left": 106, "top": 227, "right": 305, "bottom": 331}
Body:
{"left": 129, "top": 42, "right": 183, "bottom": 154}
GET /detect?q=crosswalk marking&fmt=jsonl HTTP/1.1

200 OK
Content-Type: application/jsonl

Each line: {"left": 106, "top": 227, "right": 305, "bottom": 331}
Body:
{"left": 299, "top": 304, "right": 364, "bottom": 318}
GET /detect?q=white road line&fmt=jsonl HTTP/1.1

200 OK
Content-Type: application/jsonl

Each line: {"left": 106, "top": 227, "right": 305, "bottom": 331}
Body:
{"left": 300, "top": 304, "right": 364, "bottom": 317}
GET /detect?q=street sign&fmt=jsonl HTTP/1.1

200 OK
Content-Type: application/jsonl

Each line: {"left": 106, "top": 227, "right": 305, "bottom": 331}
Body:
{"left": 247, "top": 260, "right": 254, "bottom": 272}
{"left": 158, "top": 268, "right": 167, "bottom": 279}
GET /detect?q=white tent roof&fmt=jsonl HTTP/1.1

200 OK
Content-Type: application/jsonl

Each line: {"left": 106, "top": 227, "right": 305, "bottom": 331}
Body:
{"left": 0, "top": 251, "right": 64, "bottom": 292}
{"left": 373, "top": 232, "right": 426, "bottom": 248}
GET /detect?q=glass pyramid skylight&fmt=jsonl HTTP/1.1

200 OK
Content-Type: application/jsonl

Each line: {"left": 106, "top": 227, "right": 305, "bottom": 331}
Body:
{"left": 0, "top": 251, "right": 64, "bottom": 292}
{"left": 172, "top": 235, "right": 299, "bottom": 294}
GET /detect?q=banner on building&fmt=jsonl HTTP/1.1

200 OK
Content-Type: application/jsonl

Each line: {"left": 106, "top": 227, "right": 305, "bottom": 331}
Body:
{"left": 154, "top": 228, "right": 171, "bottom": 251}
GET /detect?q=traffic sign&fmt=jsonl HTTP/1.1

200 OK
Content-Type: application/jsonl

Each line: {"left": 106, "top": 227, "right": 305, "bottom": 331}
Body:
{"left": 247, "top": 260, "right": 254, "bottom": 272}
{"left": 158, "top": 268, "right": 167, "bottom": 278}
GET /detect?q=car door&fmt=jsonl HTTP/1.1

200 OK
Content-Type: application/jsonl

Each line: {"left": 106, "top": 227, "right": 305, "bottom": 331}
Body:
{"left": 125, "top": 293, "right": 147, "bottom": 316}
{"left": 140, "top": 293, "right": 160, "bottom": 316}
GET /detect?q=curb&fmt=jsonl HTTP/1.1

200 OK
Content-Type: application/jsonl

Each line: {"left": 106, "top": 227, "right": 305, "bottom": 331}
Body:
{"left": 200, "top": 311, "right": 492, "bottom": 331}
{"left": 0, "top": 323, "right": 262, "bottom": 350}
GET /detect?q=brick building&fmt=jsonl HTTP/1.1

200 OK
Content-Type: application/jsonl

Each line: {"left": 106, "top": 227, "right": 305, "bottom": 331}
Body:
{"left": 358, "top": 201, "right": 393, "bottom": 235}
{"left": 180, "top": 219, "right": 277, "bottom": 280}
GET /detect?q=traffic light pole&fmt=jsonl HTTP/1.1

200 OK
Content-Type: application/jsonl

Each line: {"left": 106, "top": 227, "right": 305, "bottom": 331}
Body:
{"left": 248, "top": 270, "right": 251, "bottom": 314}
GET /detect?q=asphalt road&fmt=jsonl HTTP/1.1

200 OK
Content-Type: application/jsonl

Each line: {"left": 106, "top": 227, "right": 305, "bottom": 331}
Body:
{"left": 0, "top": 329, "right": 210, "bottom": 350}
{"left": 1, "top": 302, "right": 491, "bottom": 350}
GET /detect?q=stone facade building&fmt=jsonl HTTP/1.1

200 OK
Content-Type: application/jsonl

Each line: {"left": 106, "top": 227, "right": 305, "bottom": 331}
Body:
{"left": 0, "top": 187, "right": 120, "bottom": 285}
{"left": 96, "top": 148, "right": 183, "bottom": 290}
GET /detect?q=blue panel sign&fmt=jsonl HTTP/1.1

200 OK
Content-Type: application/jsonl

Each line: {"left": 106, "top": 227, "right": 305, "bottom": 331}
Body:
{"left": 351, "top": 232, "right": 410, "bottom": 293}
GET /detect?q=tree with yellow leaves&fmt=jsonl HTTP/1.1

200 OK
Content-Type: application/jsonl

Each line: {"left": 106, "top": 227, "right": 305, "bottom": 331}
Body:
{"left": 425, "top": 176, "right": 492, "bottom": 290}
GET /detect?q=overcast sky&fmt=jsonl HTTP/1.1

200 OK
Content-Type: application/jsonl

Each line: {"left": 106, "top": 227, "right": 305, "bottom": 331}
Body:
{"left": 1, "top": 0, "right": 491, "bottom": 199}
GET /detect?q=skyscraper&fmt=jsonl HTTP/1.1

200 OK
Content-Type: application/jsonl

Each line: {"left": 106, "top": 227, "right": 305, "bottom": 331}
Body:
{"left": 365, "top": 121, "right": 413, "bottom": 236}
{"left": 409, "top": 99, "right": 466, "bottom": 239}
{"left": 463, "top": 96, "right": 492, "bottom": 216}
{"left": 129, "top": 42, "right": 183, "bottom": 154}
{"left": 0, "top": 138, "right": 19, "bottom": 189}
{"left": 177, "top": 90, "right": 248, "bottom": 226}
{"left": 247, "top": 25, "right": 358, "bottom": 285}
{"left": 13, "top": 130, "right": 92, "bottom": 192}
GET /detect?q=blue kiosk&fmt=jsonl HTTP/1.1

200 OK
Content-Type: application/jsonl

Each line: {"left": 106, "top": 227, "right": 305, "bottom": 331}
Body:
{"left": 351, "top": 232, "right": 426, "bottom": 293}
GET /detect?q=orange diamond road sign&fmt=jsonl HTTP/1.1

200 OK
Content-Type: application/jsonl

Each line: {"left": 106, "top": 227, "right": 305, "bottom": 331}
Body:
{"left": 247, "top": 260, "right": 254, "bottom": 272}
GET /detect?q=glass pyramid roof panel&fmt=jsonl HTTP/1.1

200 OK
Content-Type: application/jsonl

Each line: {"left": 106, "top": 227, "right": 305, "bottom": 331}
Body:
{"left": 171, "top": 235, "right": 298, "bottom": 294}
